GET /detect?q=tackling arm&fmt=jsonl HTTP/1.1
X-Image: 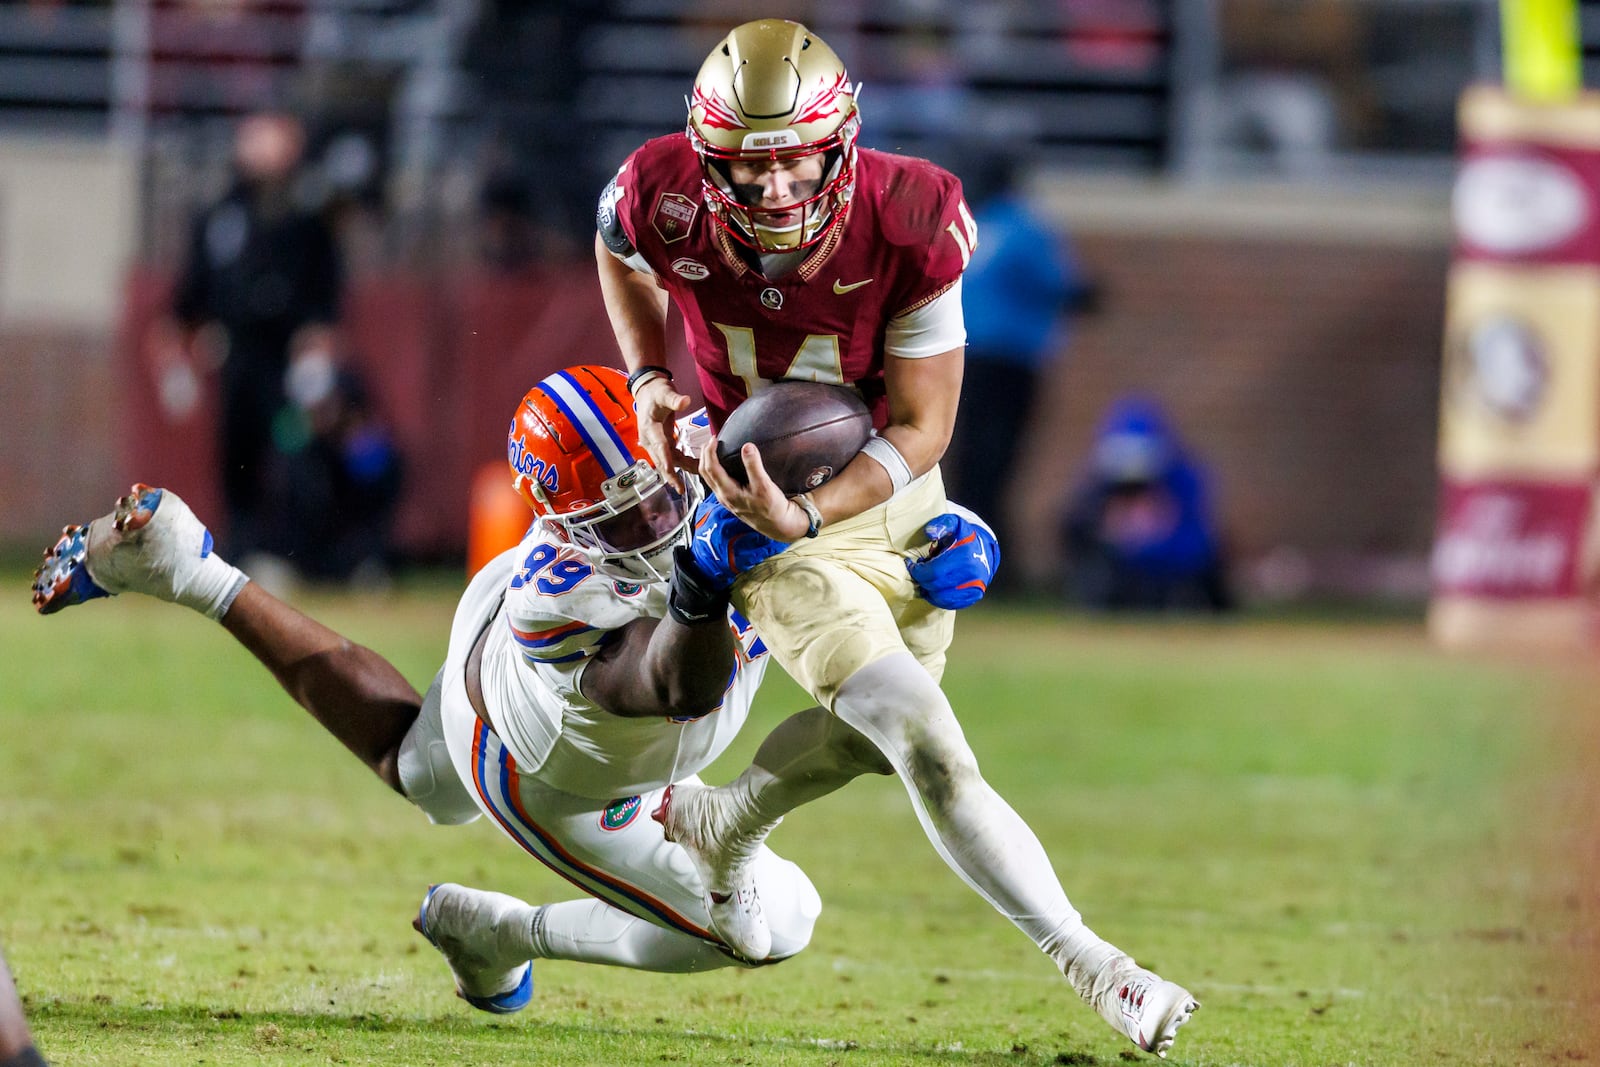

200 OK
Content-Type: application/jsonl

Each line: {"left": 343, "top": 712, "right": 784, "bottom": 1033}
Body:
{"left": 578, "top": 608, "right": 735, "bottom": 721}
{"left": 578, "top": 542, "right": 743, "bottom": 719}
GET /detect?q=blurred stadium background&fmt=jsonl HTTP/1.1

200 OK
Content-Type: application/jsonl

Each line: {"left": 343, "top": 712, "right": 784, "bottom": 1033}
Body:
{"left": 6, "top": 6, "right": 1600, "bottom": 1063}
{"left": 0, "top": 0, "right": 1593, "bottom": 609}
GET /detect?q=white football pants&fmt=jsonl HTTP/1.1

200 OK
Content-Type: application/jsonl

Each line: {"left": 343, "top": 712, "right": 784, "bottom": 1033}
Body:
{"left": 397, "top": 666, "right": 819, "bottom": 969}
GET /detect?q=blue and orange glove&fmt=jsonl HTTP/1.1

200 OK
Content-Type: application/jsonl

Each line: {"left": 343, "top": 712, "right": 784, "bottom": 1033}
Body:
{"left": 907, "top": 503, "right": 1000, "bottom": 609}
{"left": 687, "top": 495, "right": 790, "bottom": 591}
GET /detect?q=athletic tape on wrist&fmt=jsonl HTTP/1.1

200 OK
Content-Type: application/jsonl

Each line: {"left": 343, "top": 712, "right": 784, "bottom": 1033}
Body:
{"left": 860, "top": 435, "right": 913, "bottom": 494}
{"left": 210, "top": 571, "right": 250, "bottom": 621}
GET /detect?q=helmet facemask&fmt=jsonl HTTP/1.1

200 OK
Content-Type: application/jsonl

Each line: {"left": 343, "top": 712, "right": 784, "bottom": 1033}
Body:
{"left": 695, "top": 119, "right": 858, "bottom": 254}
{"left": 538, "top": 461, "right": 700, "bottom": 583}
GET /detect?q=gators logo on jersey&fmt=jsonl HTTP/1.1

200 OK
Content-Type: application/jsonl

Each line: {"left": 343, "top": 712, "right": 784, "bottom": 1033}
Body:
{"left": 600, "top": 795, "right": 642, "bottom": 831}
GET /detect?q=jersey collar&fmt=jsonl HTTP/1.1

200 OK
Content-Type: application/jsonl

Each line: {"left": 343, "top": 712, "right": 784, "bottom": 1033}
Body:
{"left": 712, "top": 197, "right": 854, "bottom": 283}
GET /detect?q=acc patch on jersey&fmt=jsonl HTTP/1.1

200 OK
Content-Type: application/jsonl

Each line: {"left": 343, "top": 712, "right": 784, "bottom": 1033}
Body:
{"left": 652, "top": 192, "right": 698, "bottom": 244}
{"left": 671, "top": 257, "right": 710, "bottom": 281}
{"left": 600, "top": 795, "right": 642, "bottom": 831}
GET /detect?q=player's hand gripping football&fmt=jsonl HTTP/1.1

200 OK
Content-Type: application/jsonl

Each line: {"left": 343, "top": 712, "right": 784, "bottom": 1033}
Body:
{"left": 687, "top": 495, "right": 790, "bottom": 590}
{"left": 907, "top": 503, "right": 1001, "bottom": 610}
{"left": 633, "top": 375, "right": 698, "bottom": 491}
{"left": 698, "top": 439, "right": 813, "bottom": 542}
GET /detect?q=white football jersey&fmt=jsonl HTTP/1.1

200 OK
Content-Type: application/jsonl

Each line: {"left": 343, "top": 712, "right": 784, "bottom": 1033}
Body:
{"left": 478, "top": 520, "right": 768, "bottom": 800}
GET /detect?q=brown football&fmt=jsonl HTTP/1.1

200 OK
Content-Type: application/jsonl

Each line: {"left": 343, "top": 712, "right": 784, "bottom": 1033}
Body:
{"left": 714, "top": 382, "right": 872, "bottom": 495}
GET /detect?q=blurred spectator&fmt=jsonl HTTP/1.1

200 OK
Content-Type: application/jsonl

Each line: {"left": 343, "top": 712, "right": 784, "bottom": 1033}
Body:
{"left": 948, "top": 152, "right": 1096, "bottom": 574}
{"left": 1061, "top": 396, "right": 1232, "bottom": 613}
{"left": 476, "top": 168, "right": 540, "bottom": 273}
{"left": 266, "top": 349, "right": 403, "bottom": 586}
{"left": 1201, "top": 0, "right": 1378, "bottom": 174}
{"left": 147, "top": 111, "right": 345, "bottom": 563}
{"left": 855, "top": 25, "right": 971, "bottom": 161}
{"left": 0, "top": 946, "right": 44, "bottom": 1067}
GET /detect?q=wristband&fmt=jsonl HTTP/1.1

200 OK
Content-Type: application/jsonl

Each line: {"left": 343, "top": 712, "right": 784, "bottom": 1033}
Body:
{"left": 860, "top": 434, "right": 913, "bottom": 494}
{"left": 627, "top": 365, "right": 674, "bottom": 395}
{"left": 667, "top": 544, "right": 730, "bottom": 625}
{"left": 2, "top": 1046, "right": 47, "bottom": 1067}
{"left": 791, "top": 493, "right": 823, "bottom": 539}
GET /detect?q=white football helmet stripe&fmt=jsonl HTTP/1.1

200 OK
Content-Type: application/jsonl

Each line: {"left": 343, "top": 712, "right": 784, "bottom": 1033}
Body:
{"left": 539, "top": 371, "right": 635, "bottom": 477}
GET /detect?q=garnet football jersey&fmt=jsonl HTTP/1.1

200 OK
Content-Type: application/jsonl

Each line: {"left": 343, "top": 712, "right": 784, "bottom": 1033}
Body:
{"left": 606, "top": 135, "right": 974, "bottom": 430}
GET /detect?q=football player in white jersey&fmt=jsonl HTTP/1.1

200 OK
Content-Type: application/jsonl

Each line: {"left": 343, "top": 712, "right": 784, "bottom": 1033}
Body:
{"left": 30, "top": 365, "right": 850, "bottom": 1007}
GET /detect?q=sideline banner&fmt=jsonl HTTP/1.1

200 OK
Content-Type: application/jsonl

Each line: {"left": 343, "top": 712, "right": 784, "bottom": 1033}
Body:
{"left": 1430, "top": 86, "right": 1600, "bottom": 647}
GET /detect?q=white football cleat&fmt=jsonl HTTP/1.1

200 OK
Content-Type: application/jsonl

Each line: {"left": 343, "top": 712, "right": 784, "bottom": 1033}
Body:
{"left": 653, "top": 783, "right": 776, "bottom": 962}
{"left": 1088, "top": 957, "right": 1199, "bottom": 1058}
{"left": 32, "top": 483, "right": 246, "bottom": 619}
{"left": 413, "top": 883, "right": 534, "bottom": 1015}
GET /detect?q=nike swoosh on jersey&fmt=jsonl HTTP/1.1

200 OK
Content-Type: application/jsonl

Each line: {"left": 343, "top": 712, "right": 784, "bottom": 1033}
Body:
{"left": 833, "top": 277, "right": 874, "bottom": 294}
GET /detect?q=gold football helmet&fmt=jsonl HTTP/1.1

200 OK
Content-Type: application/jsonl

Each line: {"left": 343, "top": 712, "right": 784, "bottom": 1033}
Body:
{"left": 687, "top": 19, "right": 860, "bottom": 253}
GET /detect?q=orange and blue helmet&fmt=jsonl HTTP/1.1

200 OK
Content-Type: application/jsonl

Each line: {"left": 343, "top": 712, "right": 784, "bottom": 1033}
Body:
{"left": 507, "top": 365, "right": 697, "bottom": 582}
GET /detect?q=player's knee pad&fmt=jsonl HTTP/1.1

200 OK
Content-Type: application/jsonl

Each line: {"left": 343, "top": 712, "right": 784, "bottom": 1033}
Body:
{"left": 398, "top": 670, "right": 482, "bottom": 826}
{"left": 755, "top": 854, "right": 823, "bottom": 963}
{"left": 833, "top": 652, "right": 981, "bottom": 808}
{"left": 835, "top": 654, "right": 969, "bottom": 759}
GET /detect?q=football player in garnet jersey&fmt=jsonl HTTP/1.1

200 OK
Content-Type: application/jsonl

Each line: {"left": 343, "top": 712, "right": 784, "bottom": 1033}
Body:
{"left": 596, "top": 19, "right": 1198, "bottom": 1056}
{"left": 32, "top": 366, "right": 841, "bottom": 999}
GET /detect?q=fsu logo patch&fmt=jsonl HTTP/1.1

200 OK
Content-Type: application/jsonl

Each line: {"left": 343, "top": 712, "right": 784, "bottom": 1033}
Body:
{"left": 600, "top": 796, "right": 642, "bottom": 831}
{"left": 652, "top": 193, "right": 698, "bottom": 245}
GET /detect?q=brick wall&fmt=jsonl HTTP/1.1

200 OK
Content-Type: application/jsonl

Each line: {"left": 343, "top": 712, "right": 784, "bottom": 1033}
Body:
{"left": 979, "top": 179, "right": 1456, "bottom": 598}
{"left": 1001, "top": 231, "right": 1450, "bottom": 596}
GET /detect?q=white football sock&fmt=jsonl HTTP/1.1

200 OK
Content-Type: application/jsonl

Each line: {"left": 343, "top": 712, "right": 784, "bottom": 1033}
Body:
{"left": 530, "top": 899, "right": 739, "bottom": 973}
{"left": 716, "top": 704, "right": 892, "bottom": 829}
{"left": 830, "top": 651, "right": 1123, "bottom": 997}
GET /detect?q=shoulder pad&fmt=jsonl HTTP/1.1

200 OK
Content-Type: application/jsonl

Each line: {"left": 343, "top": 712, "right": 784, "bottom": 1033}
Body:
{"left": 503, "top": 541, "right": 666, "bottom": 664}
{"left": 870, "top": 154, "right": 966, "bottom": 250}
{"left": 597, "top": 172, "right": 634, "bottom": 257}
{"left": 504, "top": 543, "right": 612, "bottom": 664}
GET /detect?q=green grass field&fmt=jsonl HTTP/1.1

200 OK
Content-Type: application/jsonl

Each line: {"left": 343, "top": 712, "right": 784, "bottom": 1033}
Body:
{"left": 2, "top": 573, "right": 1595, "bottom": 1066}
